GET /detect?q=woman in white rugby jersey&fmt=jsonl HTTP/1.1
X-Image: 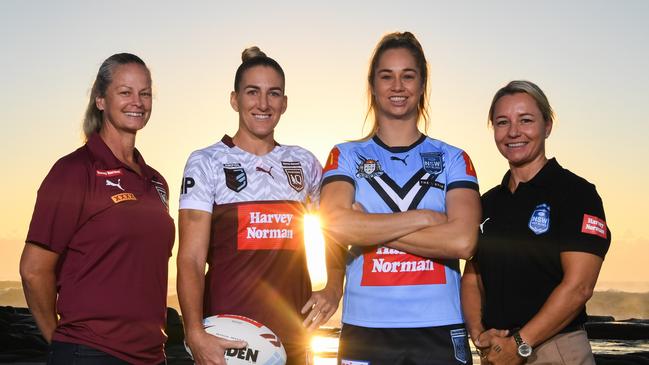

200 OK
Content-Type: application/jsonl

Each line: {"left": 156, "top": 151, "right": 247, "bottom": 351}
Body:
{"left": 177, "top": 47, "right": 341, "bottom": 365}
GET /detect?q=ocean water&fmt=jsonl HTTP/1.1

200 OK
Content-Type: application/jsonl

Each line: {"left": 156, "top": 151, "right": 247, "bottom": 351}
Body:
{"left": 591, "top": 339, "right": 649, "bottom": 354}
{"left": 310, "top": 335, "right": 649, "bottom": 364}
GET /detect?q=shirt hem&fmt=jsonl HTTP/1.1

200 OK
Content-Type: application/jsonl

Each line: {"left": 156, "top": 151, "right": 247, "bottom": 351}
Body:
{"left": 341, "top": 317, "right": 465, "bottom": 328}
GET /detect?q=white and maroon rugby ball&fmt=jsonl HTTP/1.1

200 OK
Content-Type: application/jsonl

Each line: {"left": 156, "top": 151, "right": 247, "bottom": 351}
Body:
{"left": 184, "top": 314, "right": 287, "bottom": 365}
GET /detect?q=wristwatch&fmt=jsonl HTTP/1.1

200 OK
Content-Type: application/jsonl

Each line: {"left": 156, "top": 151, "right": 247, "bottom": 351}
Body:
{"left": 513, "top": 331, "right": 532, "bottom": 358}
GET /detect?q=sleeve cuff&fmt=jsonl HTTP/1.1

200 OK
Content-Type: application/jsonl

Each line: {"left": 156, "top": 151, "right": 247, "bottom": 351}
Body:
{"left": 322, "top": 175, "right": 355, "bottom": 187}
{"left": 178, "top": 199, "right": 214, "bottom": 213}
{"left": 447, "top": 181, "right": 479, "bottom": 191}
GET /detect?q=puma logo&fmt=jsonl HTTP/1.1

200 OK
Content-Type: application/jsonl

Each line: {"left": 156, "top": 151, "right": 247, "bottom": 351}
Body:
{"left": 106, "top": 179, "right": 124, "bottom": 191}
{"left": 255, "top": 166, "right": 274, "bottom": 179}
{"left": 390, "top": 155, "right": 409, "bottom": 166}
{"left": 480, "top": 218, "right": 490, "bottom": 234}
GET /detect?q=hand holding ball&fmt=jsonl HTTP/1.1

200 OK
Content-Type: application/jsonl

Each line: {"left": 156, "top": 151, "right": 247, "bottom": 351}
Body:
{"left": 185, "top": 314, "right": 287, "bottom": 365}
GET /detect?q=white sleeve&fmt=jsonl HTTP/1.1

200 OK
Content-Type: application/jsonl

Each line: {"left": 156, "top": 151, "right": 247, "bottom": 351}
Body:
{"left": 306, "top": 151, "right": 323, "bottom": 209}
{"left": 179, "top": 150, "right": 216, "bottom": 213}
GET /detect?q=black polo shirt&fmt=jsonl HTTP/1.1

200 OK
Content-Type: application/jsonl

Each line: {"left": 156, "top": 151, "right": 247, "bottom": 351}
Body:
{"left": 475, "top": 158, "right": 611, "bottom": 331}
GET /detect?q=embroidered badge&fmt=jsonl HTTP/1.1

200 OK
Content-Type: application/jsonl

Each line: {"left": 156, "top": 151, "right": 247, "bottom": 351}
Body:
{"left": 581, "top": 214, "right": 607, "bottom": 239}
{"left": 111, "top": 193, "right": 136, "bottom": 203}
{"left": 151, "top": 178, "right": 168, "bottom": 209}
{"left": 355, "top": 154, "right": 384, "bottom": 179}
{"left": 450, "top": 328, "right": 469, "bottom": 364}
{"left": 420, "top": 152, "right": 444, "bottom": 175}
{"left": 223, "top": 163, "right": 247, "bottom": 192}
{"left": 281, "top": 161, "right": 305, "bottom": 192}
{"left": 529, "top": 203, "right": 551, "bottom": 235}
{"left": 419, "top": 152, "right": 445, "bottom": 189}
{"left": 96, "top": 169, "right": 122, "bottom": 177}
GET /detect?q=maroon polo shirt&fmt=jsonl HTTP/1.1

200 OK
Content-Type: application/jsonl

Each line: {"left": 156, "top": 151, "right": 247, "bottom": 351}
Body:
{"left": 26, "top": 133, "right": 175, "bottom": 365}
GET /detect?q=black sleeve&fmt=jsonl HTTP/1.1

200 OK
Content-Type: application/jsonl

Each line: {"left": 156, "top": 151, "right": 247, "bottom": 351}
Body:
{"left": 558, "top": 181, "right": 611, "bottom": 258}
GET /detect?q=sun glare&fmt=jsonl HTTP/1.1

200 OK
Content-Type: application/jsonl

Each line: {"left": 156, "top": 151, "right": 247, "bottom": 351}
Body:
{"left": 304, "top": 213, "right": 327, "bottom": 290}
{"left": 311, "top": 335, "right": 339, "bottom": 364}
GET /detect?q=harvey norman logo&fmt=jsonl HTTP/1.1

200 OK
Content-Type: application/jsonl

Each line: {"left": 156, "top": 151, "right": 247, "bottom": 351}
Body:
{"left": 96, "top": 169, "right": 122, "bottom": 177}
{"left": 361, "top": 246, "right": 446, "bottom": 286}
{"left": 581, "top": 214, "right": 607, "bottom": 239}
{"left": 247, "top": 212, "right": 294, "bottom": 239}
{"left": 370, "top": 247, "right": 436, "bottom": 273}
{"left": 237, "top": 203, "right": 303, "bottom": 250}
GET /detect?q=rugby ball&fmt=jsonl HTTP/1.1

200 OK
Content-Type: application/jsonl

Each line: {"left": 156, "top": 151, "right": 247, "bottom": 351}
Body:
{"left": 184, "top": 314, "right": 287, "bottom": 365}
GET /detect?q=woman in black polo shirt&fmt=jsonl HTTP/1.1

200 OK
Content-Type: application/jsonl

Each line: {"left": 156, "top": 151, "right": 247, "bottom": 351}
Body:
{"left": 461, "top": 80, "right": 611, "bottom": 364}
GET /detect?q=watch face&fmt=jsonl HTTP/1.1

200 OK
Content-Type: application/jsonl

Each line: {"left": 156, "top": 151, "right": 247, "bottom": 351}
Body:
{"left": 518, "top": 343, "right": 533, "bottom": 357}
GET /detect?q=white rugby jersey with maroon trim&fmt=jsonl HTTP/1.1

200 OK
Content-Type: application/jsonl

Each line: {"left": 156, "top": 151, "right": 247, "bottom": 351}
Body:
{"left": 179, "top": 135, "right": 322, "bottom": 349}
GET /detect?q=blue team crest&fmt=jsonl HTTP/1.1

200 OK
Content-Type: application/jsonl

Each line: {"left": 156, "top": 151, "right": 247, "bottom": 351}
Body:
{"left": 420, "top": 152, "right": 444, "bottom": 175}
{"left": 528, "top": 203, "right": 551, "bottom": 235}
{"left": 356, "top": 154, "right": 384, "bottom": 179}
{"left": 450, "top": 328, "right": 468, "bottom": 364}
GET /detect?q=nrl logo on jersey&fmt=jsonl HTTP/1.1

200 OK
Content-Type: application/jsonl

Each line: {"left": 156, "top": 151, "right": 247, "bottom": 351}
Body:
{"left": 223, "top": 162, "right": 247, "bottom": 192}
{"left": 281, "top": 161, "right": 304, "bottom": 192}
{"left": 355, "top": 154, "right": 384, "bottom": 179}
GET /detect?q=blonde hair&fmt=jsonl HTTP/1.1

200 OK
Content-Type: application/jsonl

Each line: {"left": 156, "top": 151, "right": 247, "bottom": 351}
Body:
{"left": 488, "top": 80, "right": 555, "bottom": 125}
{"left": 361, "top": 31, "right": 430, "bottom": 140}
{"left": 82, "top": 53, "right": 149, "bottom": 140}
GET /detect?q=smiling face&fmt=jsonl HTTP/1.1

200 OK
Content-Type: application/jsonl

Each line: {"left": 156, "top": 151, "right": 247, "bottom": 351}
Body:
{"left": 492, "top": 92, "right": 553, "bottom": 169}
{"left": 372, "top": 48, "right": 424, "bottom": 123}
{"left": 230, "top": 65, "right": 287, "bottom": 141}
{"left": 96, "top": 63, "right": 152, "bottom": 134}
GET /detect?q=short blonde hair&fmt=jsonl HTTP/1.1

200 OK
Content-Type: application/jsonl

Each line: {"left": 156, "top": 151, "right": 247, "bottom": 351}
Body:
{"left": 488, "top": 80, "right": 555, "bottom": 125}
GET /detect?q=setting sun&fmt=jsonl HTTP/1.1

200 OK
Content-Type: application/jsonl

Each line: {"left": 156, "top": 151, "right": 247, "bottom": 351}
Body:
{"left": 304, "top": 213, "right": 327, "bottom": 290}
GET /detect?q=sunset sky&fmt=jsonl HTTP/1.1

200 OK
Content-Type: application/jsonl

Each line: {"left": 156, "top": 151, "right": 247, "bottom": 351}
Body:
{"left": 1, "top": 1, "right": 648, "bottom": 291}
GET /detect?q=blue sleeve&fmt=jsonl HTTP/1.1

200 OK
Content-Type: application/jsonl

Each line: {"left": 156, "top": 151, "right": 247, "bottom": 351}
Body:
{"left": 446, "top": 148, "right": 479, "bottom": 192}
{"left": 322, "top": 145, "right": 356, "bottom": 187}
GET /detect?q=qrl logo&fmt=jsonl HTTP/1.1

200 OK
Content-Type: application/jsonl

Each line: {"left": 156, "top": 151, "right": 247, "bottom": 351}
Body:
{"left": 283, "top": 167, "right": 304, "bottom": 192}
{"left": 181, "top": 177, "right": 195, "bottom": 194}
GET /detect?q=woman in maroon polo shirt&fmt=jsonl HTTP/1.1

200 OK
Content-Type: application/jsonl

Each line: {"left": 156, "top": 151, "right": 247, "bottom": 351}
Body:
{"left": 20, "top": 53, "right": 175, "bottom": 365}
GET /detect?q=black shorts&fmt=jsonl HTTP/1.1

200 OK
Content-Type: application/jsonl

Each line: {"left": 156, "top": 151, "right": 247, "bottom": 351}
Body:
{"left": 47, "top": 341, "right": 144, "bottom": 365}
{"left": 337, "top": 323, "right": 472, "bottom": 365}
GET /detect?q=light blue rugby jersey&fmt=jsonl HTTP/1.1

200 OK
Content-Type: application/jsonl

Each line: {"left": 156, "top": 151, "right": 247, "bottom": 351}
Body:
{"left": 322, "top": 134, "right": 479, "bottom": 328}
